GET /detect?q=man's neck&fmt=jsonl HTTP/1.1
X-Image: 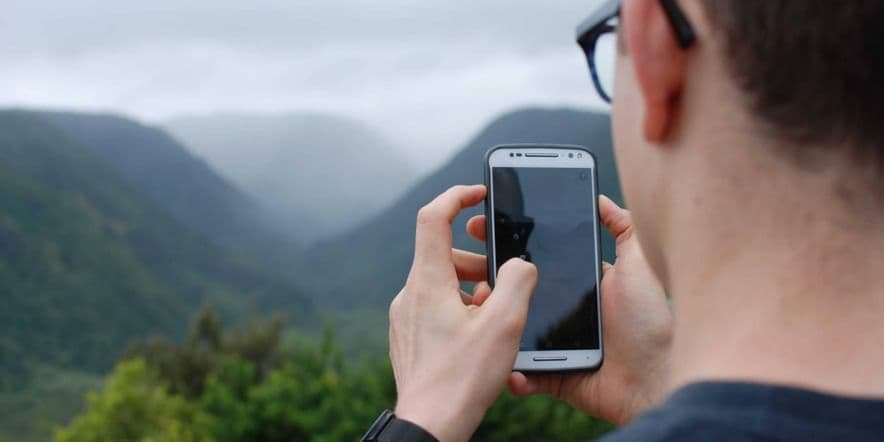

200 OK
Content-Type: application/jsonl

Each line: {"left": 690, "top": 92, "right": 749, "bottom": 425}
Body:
{"left": 663, "top": 159, "right": 884, "bottom": 399}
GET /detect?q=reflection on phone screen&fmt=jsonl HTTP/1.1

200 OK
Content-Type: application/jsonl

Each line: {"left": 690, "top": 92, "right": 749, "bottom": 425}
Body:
{"left": 492, "top": 167, "right": 600, "bottom": 351}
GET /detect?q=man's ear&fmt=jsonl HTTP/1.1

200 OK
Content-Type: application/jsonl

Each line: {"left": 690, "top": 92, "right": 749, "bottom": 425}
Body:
{"left": 622, "top": 0, "right": 690, "bottom": 143}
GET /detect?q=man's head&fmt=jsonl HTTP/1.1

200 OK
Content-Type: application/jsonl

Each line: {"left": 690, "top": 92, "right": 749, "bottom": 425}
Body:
{"left": 599, "top": 0, "right": 884, "bottom": 287}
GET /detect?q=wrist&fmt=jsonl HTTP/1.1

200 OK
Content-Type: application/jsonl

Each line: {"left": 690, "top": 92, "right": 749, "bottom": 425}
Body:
{"left": 395, "top": 395, "right": 483, "bottom": 442}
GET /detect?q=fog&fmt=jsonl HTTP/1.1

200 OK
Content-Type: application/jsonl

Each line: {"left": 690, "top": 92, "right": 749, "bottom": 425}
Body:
{"left": 1, "top": 0, "right": 606, "bottom": 171}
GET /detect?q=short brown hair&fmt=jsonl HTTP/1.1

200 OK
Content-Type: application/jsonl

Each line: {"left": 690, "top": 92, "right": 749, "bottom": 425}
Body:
{"left": 702, "top": 1, "right": 884, "bottom": 169}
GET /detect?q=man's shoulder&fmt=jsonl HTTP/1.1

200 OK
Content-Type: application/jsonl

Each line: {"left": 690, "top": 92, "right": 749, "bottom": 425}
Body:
{"left": 600, "top": 382, "right": 884, "bottom": 442}
{"left": 599, "top": 400, "right": 760, "bottom": 442}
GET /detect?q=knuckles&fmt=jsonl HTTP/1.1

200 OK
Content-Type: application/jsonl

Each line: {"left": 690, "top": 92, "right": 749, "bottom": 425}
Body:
{"left": 446, "top": 184, "right": 469, "bottom": 195}
{"left": 416, "top": 185, "right": 470, "bottom": 225}
{"left": 501, "top": 258, "right": 538, "bottom": 283}
{"left": 498, "top": 315, "right": 525, "bottom": 342}
{"left": 416, "top": 205, "right": 440, "bottom": 225}
{"left": 518, "top": 260, "right": 539, "bottom": 280}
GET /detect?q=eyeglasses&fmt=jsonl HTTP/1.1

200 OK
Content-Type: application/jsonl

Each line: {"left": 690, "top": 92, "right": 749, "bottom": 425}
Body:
{"left": 575, "top": 0, "right": 697, "bottom": 103}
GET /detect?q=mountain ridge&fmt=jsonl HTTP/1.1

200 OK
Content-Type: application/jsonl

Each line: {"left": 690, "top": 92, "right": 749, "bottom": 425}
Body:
{"left": 165, "top": 112, "right": 419, "bottom": 242}
{"left": 32, "top": 110, "right": 303, "bottom": 267}
{"left": 302, "top": 107, "right": 621, "bottom": 311}
{"left": 0, "top": 110, "right": 312, "bottom": 386}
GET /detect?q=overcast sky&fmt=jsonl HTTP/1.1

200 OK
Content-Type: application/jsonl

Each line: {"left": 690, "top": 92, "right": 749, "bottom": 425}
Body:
{"left": 1, "top": 0, "right": 607, "bottom": 170}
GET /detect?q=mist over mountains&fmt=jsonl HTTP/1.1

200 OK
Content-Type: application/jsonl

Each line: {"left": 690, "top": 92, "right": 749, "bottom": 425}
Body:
{"left": 0, "top": 105, "right": 620, "bottom": 360}
{"left": 0, "top": 110, "right": 321, "bottom": 441}
{"left": 0, "top": 110, "right": 313, "bottom": 382}
{"left": 165, "top": 113, "right": 419, "bottom": 242}
{"left": 37, "top": 111, "right": 303, "bottom": 267}
{"left": 0, "top": 105, "right": 619, "bottom": 441}
{"left": 301, "top": 108, "right": 620, "bottom": 311}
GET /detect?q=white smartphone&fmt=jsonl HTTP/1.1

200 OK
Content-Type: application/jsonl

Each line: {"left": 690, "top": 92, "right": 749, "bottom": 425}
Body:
{"left": 484, "top": 144, "right": 603, "bottom": 372}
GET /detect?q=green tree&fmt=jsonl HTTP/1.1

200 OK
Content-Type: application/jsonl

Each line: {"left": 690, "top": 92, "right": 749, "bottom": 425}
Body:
{"left": 59, "top": 308, "right": 611, "bottom": 442}
{"left": 124, "top": 305, "right": 285, "bottom": 398}
{"left": 193, "top": 357, "right": 258, "bottom": 441}
{"left": 55, "top": 359, "right": 209, "bottom": 442}
{"left": 478, "top": 393, "right": 613, "bottom": 441}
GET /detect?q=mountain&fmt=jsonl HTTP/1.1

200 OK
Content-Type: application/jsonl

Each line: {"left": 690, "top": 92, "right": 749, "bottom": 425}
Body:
{"left": 165, "top": 113, "right": 418, "bottom": 242}
{"left": 0, "top": 110, "right": 313, "bottom": 387}
{"left": 302, "top": 108, "right": 621, "bottom": 311}
{"left": 36, "top": 111, "right": 302, "bottom": 267}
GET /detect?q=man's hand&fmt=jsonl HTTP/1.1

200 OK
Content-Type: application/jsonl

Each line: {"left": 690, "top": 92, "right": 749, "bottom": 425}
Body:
{"left": 390, "top": 185, "right": 538, "bottom": 442}
{"left": 466, "top": 195, "right": 673, "bottom": 426}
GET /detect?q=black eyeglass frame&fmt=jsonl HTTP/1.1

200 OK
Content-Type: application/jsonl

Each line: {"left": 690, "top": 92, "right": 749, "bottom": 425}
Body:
{"left": 576, "top": 0, "right": 697, "bottom": 103}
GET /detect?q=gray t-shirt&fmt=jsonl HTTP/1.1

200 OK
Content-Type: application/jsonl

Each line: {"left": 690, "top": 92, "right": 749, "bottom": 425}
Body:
{"left": 603, "top": 382, "right": 884, "bottom": 441}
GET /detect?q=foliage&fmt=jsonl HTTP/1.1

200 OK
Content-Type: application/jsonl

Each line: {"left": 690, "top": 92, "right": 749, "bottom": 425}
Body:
{"left": 124, "top": 306, "right": 286, "bottom": 399}
{"left": 0, "top": 110, "right": 312, "bottom": 440}
{"left": 55, "top": 360, "right": 208, "bottom": 442}
{"left": 58, "top": 309, "right": 611, "bottom": 441}
{"left": 1, "top": 108, "right": 623, "bottom": 441}
{"left": 481, "top": 393, "right": 613, "bottom": 441}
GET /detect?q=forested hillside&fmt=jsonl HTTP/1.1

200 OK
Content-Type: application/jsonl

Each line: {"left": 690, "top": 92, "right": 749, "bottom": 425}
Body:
{"left": 0, "top": 106, "right": 622, "bottom": 441}
{"left": 37, "top": 112, "right": 302, "bottom": 267}
{"left": 0, "top": 111, "right": 311, "bottom": 441}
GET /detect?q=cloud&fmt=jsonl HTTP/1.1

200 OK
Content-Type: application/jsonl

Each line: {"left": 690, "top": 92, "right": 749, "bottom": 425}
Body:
{"left": 0, "top": 0, "right": 607, "bottom": 170}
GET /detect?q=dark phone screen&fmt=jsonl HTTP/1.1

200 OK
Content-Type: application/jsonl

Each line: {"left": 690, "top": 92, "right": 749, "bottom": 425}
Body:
{"left": 491, "top": 166, "right": 600, "bottom": 351}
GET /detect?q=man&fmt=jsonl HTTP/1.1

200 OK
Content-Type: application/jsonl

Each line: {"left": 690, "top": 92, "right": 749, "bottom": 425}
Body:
{"left": 365, "top": 0, "right": 884, "bottom": 440}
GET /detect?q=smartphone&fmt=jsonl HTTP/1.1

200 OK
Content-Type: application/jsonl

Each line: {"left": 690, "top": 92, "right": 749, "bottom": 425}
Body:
{"left": 484, "top": 144, "right": 603, "bottom": 372}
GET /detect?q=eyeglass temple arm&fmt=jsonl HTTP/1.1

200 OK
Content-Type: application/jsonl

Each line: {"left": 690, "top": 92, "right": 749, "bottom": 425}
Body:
{"left": 660, "top": 0, "right": 696, "bottom": 49}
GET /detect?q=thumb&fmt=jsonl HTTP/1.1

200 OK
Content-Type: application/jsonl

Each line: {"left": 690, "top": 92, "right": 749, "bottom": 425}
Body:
{"left": 599, "top": 195, "right": 634, "bottom": 244}
{"left": 483, "top": 258, "right": 538, "bottom": 324}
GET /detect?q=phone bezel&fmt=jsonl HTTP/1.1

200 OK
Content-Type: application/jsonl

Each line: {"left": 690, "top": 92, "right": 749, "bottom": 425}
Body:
{"left": 485, "top": 144, "right": 604, "bottom": 372}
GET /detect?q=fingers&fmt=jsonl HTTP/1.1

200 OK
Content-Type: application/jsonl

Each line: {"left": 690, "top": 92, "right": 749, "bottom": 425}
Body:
{"left": 507, "top": 372, "right": 564, "bottom": 398}
{"left": 466, "top": 215, "right": 486, "bottom": 242}
{"left": 482, "top": 258, "right": 537, "bottom": 326}
{"left": 459, "top": 289, "right": 473, "bottom": 306}
{"left": 599, "top": 195, "right": 633, "bottom": 243}
{"left": 452, "top": 249, "right": 487, "bottom": 282}
{"left": 508, "top": 372, "right": 534, "bottom": 396}
{"left": 471, "top": 281, "right": 491, "bottom": 306}
{"left": 460, "top": 281, "right": 491, "bottom": 306}
{"left": 413, "top": 185, "right": 486, "bottom": 271}
{"left": 602, "top": 261, "right": 614, "bottom": 277}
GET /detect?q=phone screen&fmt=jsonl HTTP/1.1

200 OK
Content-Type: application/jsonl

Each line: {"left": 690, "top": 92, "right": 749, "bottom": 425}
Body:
{"left": 491, "top": 166, "right": 601, "bottom": 352}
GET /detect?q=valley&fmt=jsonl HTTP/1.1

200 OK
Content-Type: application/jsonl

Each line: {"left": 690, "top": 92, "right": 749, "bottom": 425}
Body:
{"left": 0, "top": 107, "right": 620, "bottom": 441}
